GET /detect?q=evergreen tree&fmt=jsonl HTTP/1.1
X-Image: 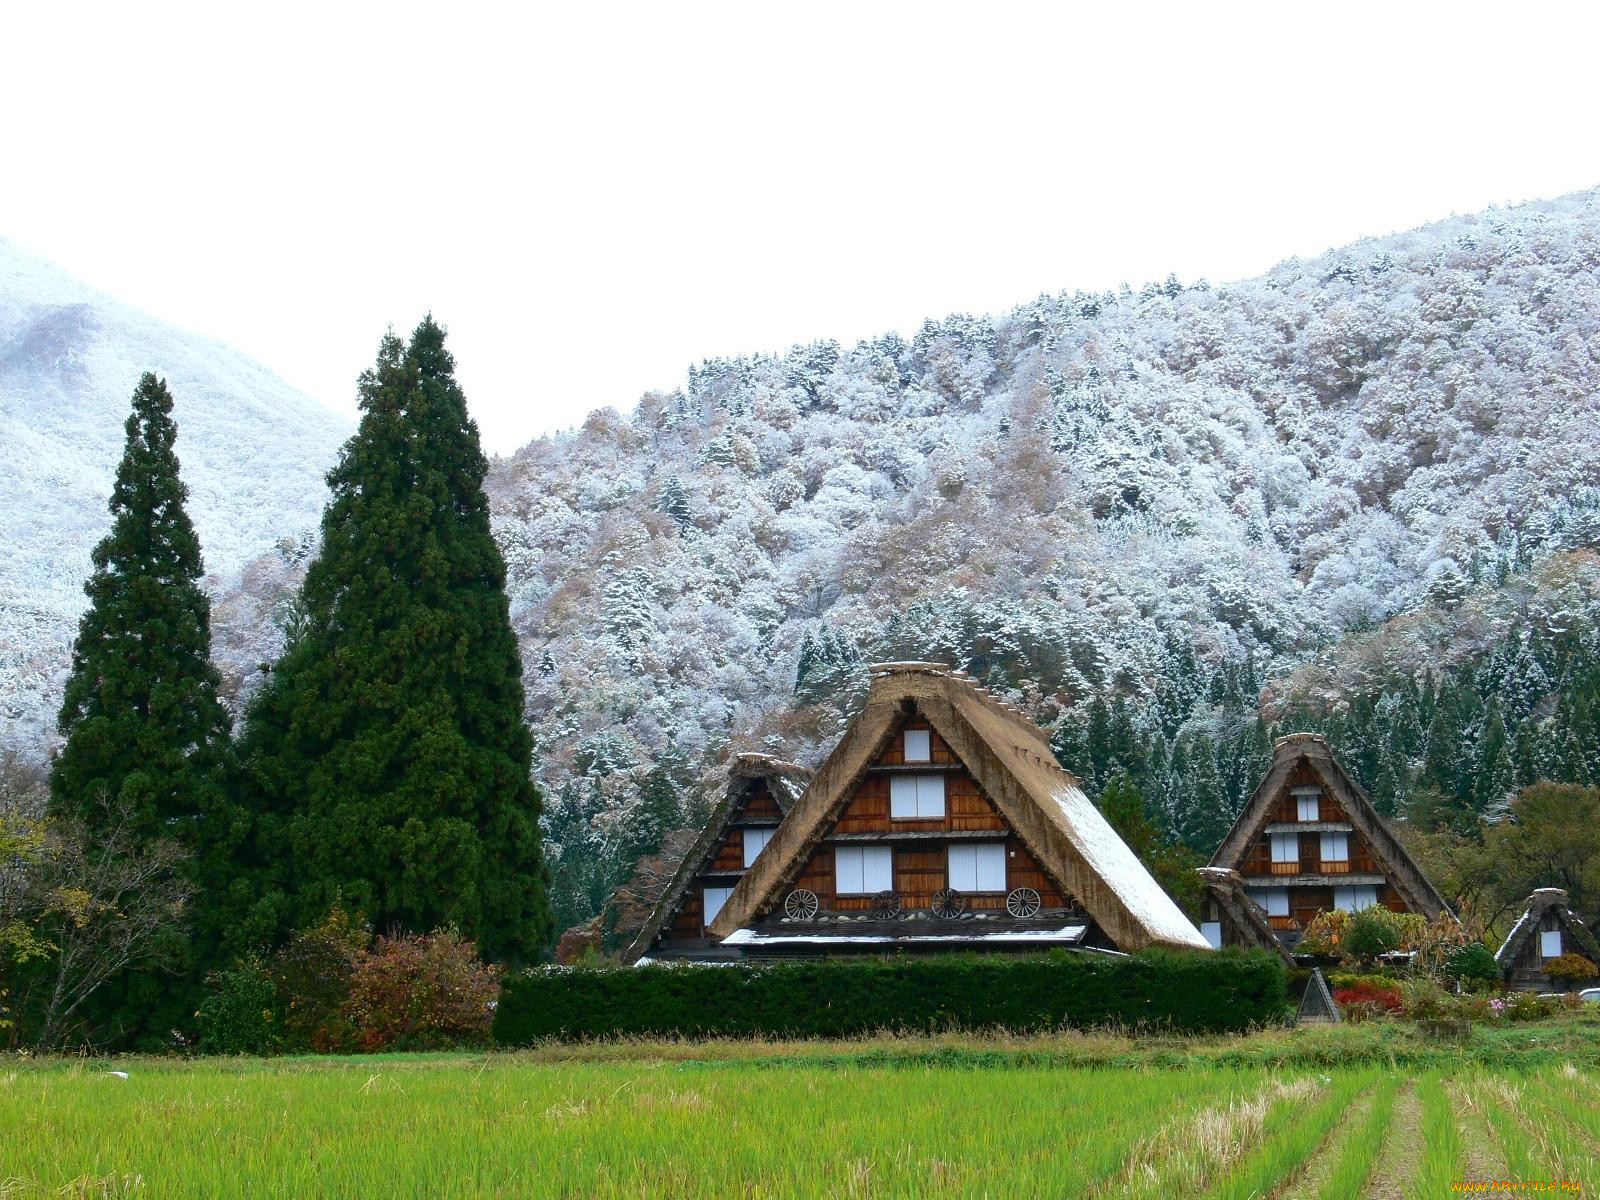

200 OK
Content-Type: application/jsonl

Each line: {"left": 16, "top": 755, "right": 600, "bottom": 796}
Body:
{"left": 1472, "top": 699, "right": 1514, "bottom": 813}
{"left": 50, "top": 373, "right": 230, "bottom": 1043}
{"left": 238, "top": 319, "right": 549, "bottom": 962}
{"left": 657, "top": 477, "right": 693, "bottom": 534}
{"left": 52, "top": 373, "right": 230, "bottom": 838}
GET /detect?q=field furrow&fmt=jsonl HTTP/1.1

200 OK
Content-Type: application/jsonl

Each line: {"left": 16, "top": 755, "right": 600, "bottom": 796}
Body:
{"left": 1360, "top": 1080, "right": 1420, "bottom": 1200}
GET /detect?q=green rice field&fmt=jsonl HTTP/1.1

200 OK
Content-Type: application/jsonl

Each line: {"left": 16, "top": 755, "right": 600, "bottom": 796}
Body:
{"left": 3, "top": 1024, "right": 1597, "bottom": 1198}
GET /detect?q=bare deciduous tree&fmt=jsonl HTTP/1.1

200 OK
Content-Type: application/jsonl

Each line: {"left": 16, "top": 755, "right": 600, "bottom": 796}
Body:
{"left": 14, "top": 789, "right": 193, "bottom": 1050}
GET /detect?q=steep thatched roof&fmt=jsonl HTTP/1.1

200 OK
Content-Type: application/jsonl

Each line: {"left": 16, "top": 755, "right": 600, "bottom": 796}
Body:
{"left": 1195, "top": 866, "right": 1294, "bottom": 965}
{"left": 708, "top": 663, "right": 1210, "bottom": 952}
{"left": 621, "top": 753, "right": 810, "bottom": 964}
{"left": 1209, "top": 733, "right": 1452, "bottom": 921}
{"left": 1495, "top": 888, "right": 1600, "bottom": 969}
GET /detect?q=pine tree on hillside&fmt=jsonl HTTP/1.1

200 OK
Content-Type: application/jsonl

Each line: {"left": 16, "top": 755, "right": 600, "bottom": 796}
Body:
{"left": 238, "top": 318, "right": 549, "bottom": 962}
{"left": 51, "top": 373, "right": 229, "bottom": 837}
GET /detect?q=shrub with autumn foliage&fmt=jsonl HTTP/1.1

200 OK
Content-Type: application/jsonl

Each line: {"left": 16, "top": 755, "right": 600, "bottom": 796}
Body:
{"left": 344, "top": 930, "right": 501, "bottom": 1052}
{"left": 271, "top": 908, "right": 368, "bottom": 1053}
{"left": 1330, "top": 979, "right": 1403, "bottom": 1022}
{"left": 1544, "top": 952, "right": 1598, "bottom": 983}
{"left": 1296, "top": 910, "right": 1352, "bottom": 957}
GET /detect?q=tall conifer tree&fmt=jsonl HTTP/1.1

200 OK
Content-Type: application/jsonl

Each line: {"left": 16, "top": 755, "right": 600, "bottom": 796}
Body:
{"left": 240, "top": 318, "right": 549, "bottom": 961}
{"left": 52, "top": 373, "right": 229, "bottom": 835}
{"left": 50, "top": 373, "right": 228, "bottom": 1044}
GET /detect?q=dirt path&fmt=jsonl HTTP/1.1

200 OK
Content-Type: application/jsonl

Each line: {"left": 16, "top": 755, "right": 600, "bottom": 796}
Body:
{"left": 1362, "top": 1081, "right": 1419, "bottom": 1200}
{"left": 1273, "top": 1086, "right": 1377, "bottom": 1200}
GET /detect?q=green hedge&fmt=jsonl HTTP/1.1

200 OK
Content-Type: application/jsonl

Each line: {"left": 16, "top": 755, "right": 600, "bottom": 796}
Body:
{"left": 493, "top": 948, "right": 1288, "bottom": 1042}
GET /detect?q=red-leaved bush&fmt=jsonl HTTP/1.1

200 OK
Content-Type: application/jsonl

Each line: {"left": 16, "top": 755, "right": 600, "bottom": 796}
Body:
{"left": 1332, "top": 980, "right": 1404, "bottom": 1021}
{"left": 344, "top": 929, "right": 501, "bottom": 1052}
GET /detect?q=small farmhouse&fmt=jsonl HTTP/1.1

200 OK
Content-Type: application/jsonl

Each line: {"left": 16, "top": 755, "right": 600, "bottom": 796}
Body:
{"left": 705, "top": 662, "right": 1210, "bottom": 956}
{"left": 624, "top": 754, "right": 811, "bottom": 963}
{"left": 1495, "top": 888, "right": 1600, "bottom": 992}
{"left": 1205, "top": 733, "right": 1451, "bottom": 949}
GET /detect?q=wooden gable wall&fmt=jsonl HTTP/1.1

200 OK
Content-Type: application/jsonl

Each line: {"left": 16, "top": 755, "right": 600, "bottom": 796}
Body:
{"left": 1233, "top": 761, "right": 1407, "bottom": 931}
{"left": 779, "top": 717, "right": 1072, "bottom": 915}
{"left": 665, "top": 779, "right": 784, "bottom": 940}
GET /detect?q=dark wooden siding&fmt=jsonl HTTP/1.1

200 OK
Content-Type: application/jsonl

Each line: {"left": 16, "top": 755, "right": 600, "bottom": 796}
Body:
{"left": 782, "top": 716, "right": 1070, "bottom": 914}
{"left": 740, "top": 781, "right": 783, "bottom": 821}
{"left": 669, "top": 890, "right": 704, "bottom": 938}
{"left": 708, "top": 829, "right": 744, "bottom": 873}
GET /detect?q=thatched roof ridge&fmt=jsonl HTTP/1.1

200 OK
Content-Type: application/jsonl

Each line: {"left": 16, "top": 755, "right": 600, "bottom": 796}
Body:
{"left": 1209, "top": 733, "right": 1452, "bottom": 921}
{"left": 1495, "top": 888, "right": 1600, "bottom": 968}
{"left": 709, "top": 664, "right": 1210, "bottom": 952}
{"left": 1195, "top": 866, "right": 1294, "bottom": 964}
{"left": 620, "top": 753, "right": 811, "bottom": 964}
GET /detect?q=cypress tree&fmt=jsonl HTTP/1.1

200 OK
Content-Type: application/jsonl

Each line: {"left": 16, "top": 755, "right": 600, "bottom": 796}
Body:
{"left": 51, "top": 373, "right": 229, "bottom": 836}
{"left": 240, "top": 318, "right": 550, "bottom": 962}
{"left": 50, "top": 373, "right": 229, "bottom": 1043}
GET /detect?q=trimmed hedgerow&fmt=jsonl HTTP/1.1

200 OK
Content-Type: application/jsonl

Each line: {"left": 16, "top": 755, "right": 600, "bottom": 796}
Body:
{"left": 493, "top": 948, "right": 1287, "bottom": 1043}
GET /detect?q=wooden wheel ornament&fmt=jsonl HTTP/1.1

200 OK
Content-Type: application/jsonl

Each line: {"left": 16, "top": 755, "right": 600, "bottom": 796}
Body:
{"left": 870, "top": 890, "right": 902, "bottom": 919}
{"left": 930, "top": 888, "right": 966, "bottom": 919}
{"left": 1005, "top": 887, "right": 1042, "bottom": 918}
{"left": 783, "top": 889, "right": 820, "bottom": 920}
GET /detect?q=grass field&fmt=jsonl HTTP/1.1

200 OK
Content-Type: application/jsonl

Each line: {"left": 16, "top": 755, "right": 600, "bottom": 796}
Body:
{"left": 3, "top": 1018, "right": 1598, "bottom": 1198}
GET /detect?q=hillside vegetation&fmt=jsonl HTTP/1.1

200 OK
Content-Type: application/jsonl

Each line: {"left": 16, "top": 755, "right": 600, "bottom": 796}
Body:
{"left": 470, "top": 190, "right": 1600, "bottom": 928}
{"left": 6, "top": 194, "right": 1600, "bottom": 938}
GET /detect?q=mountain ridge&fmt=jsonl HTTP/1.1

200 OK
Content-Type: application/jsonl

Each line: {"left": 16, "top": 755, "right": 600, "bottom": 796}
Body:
{"left": 0, "top": 237, "right": 351, "bottom": 747}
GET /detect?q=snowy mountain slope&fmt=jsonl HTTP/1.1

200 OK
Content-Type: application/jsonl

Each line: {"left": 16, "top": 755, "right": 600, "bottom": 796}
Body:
{"left": 8, "top": 191, "right": 1600, "bottom": 935}
{"left": 0, "top": 238, "right": 350, "bottom": 748}
{"left": 470, "top": 189, "right": 1600, "bottom": 926}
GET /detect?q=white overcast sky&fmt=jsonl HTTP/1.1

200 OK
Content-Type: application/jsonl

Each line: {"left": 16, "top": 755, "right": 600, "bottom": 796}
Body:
{"left": 5, "top": 1, "right": 1600, "bottom": 453}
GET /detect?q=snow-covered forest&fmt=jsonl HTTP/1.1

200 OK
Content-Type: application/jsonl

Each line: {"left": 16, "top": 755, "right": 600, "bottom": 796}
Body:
{"left": 6, "top": 190, "right": 1600, "bottom": 937}
{"left": 476, "top": 189, "right": 1600, "bottom": 930}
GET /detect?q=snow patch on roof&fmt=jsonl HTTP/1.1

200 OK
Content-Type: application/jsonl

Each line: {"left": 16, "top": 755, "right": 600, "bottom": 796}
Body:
{"left": 1496, "top": 908, "right": 1534, "bottom": 963}
{"left": 722, "top": 925, "right": 1089, "bottom": 946}
{"left": 1049, "top": 781, "right": 1212, "bottom": 949}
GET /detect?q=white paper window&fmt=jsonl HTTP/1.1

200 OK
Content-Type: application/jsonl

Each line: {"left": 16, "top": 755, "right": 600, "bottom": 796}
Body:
{"left": 1320, "top": 833, "right": 1349, "bottom": 862}
{"left": 1334, "top": 886, "right": 1378, "bottom": 912}
{"left": 947, "top": 843, "right": 1007, "bottom": 892}
{"left": 890, "top": 774, "right": 946, "bottom": 819}
{"left": 1263, "top": 889, "right": 1290, "bottom": 917}
{"left": 1270, "top": 833, "right": 1299, "bottom": 864}
{"left": 1201, "top": 921, "right": 1223, "bottom": 949}
{"left": 742, "top": 827, "right": 773, "bottom": 867}
{"left": 836, "top": 845, "right": 894, "bottom": 895}
{"left": 1246, "top": 887, "right": 1270, "bottom": 911}
{"left": 903, "top": 729, "right": 931, "bottom": 762}
{"left": 1541, "top": 930, "right": 1563, "bottom": 959}
{"left": 1295, "top": 791, "right": 1321, "bottom": 821}
{"left": 703, "top": 886, "right": 735, "bottom": 926}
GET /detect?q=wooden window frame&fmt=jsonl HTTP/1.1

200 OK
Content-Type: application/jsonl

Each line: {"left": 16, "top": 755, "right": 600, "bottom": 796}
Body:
{"left": 947, "top": 843, "right": 1007, "bottom": 893}
{"left": 890, "top": 774, "right": 946, "bottom": 820}
{"left": 836, "top": 845, "right": 894, "bottom": 895}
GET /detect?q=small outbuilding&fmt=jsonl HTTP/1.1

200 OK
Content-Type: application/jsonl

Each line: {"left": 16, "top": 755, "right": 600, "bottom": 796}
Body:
{"left": 623, "top": 754, "right": 811, "bottom": 963}
{"left": 1495, "top": 888, "right": 1600, "bottom": 992}
{"left": 1195, "top": 866, "right": 1293, "bottom": 964}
